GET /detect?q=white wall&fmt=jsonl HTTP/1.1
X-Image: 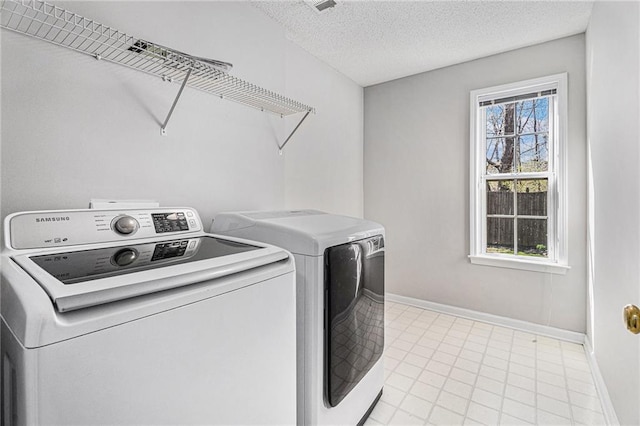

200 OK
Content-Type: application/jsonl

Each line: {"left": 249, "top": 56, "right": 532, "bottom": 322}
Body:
{"left": 364, "top": 35, "right": 587, "bottom": 332}
{"left": 0, "top": 1, "right": 364, "bottom": 232}
{"left": 283, "top": 40, "right": 364, "bottom": 217}
{"left": 586, "top": 2, "right": 640, "bottom": 424}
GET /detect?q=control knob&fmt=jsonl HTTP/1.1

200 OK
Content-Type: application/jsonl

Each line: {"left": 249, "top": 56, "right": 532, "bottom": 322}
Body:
{"left": 111, "top": 248, "right": 139, "bottom": 267}
{"left": 112, "top": 215, "right": 139, "bottom": 235}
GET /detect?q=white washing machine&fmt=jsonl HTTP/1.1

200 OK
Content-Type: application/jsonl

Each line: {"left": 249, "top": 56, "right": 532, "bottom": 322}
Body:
{"left": 1, "top": 207, "right": 297, "bottom": 425}
{"left": 211, "top": 210, "right": 385, "bottom": 426}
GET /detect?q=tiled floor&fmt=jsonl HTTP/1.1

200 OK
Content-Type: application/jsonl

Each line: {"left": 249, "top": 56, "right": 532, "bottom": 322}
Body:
{"left": 366, "top": 302, "right": 606, "bottom": 426}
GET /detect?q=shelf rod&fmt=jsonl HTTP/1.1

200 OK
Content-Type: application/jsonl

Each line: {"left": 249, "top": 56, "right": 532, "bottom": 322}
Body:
{"left": 278, "top": 109, "right": 312, "bottom": 154}
{"left": 161, "top": 67, "right": 193, "bottom": 136}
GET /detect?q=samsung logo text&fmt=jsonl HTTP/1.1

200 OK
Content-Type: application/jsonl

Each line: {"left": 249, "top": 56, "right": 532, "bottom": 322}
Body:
{"left": 35, "top": 217, "right": 70, "bottom": 223}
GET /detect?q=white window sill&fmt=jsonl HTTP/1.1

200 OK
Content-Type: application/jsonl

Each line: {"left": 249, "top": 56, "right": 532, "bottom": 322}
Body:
{"left": 468, "top": 255, "right": 570, "bottom": 275}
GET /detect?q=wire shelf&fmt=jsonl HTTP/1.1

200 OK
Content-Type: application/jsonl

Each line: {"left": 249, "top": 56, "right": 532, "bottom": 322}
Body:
{"left": 0, "top": 0, "right": 314, "bottom": 117}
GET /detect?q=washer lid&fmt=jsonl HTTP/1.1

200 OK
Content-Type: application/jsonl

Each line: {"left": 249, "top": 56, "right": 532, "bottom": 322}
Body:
{"left": 12, "top": 235, "right": 288, "bottom": 312}
{"left": 211, "top": 210, "right": 384, "bottom": 256}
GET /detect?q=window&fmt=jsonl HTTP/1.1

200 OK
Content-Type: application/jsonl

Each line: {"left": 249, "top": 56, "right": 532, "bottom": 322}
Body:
{"left": 469, "top": 74, "right": 569, "bottom": 274}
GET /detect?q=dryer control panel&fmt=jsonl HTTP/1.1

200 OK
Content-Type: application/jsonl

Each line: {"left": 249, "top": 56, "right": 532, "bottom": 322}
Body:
{"left": 7, "top": 208, "right": 203, "bottom": 250}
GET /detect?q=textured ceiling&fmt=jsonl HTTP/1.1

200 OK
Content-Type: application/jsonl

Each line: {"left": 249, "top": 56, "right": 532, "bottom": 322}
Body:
{"left": 252, "top": 1, "right": 594, "bottom": 87}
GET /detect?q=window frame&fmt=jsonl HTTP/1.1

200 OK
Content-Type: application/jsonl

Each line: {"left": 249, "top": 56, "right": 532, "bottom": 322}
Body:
{"left": 469, "top": 73, "right": 570, "bottom": 274}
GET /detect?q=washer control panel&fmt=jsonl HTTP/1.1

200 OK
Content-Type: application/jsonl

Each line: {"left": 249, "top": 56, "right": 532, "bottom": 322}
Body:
{"left": 7, "top": 207, "right": 203, "bottom": 250}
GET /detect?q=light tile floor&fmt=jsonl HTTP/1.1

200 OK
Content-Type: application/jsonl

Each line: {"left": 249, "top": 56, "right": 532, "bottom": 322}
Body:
{"left": 366, "top": 302, "right": 606, "bottom": 426}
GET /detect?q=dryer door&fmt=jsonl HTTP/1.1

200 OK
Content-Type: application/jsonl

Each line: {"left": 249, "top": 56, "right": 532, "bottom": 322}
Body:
{"left": 324, "top": 235, "right": 384, "bottom": 407}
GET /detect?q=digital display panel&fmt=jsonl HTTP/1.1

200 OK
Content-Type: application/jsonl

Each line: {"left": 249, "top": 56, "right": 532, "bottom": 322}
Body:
{"left": 152, "top": 212, "right": 189, "bottom": 233}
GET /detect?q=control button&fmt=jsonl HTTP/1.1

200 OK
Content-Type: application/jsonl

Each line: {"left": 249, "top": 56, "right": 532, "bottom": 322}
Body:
{"left": 112, "top": 215, "right": 139, "bottom": 236}
{"left": 186, "top": 211, "right": 193, "bottom": 217}
{"left": 111, "top": 248, "right": 138, "bottom": 267}
{"left": 189, "top": 219, "right": 196, "bottom": 227}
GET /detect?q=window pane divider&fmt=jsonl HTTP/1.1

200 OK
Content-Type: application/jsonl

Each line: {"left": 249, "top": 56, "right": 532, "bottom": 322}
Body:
{"left": 515, "top": 130, "right": 550, "bottom": 137}
{"left": 516, "top": 215, "right": 549, "bottom": 220}
{"left": 486, "top": 130, "right": 549, "bottom": 139}
{"left": 486, "top": 133, "right": 516, "bottom": 138}
{"left": 487, "top": 214, "right": 548, "bottom": 219}
{"left": 484, "top": 172, "right": 550, "bottom": 180}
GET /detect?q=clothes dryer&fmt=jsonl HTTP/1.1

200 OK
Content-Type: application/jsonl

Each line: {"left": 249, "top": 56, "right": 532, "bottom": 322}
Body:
{"left": 211, "top": 210, "right": 385, "bottom": 426}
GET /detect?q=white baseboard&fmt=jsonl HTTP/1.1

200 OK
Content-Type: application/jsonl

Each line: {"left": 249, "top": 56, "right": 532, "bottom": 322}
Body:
{"left": 386, "top": 293, "right": 585, "bottom": 344}
{"left": 583, "top": 339, "right": 620, "bottom": 426}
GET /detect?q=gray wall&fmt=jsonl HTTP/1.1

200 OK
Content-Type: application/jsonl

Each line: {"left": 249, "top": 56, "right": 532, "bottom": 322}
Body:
{"left": 364, "top": 35, "right": 587, "bottom": 332}
{"left": 1, "top": 1, "right": 364, "bottom": 234}
{"left": 586, "top": 2, "right": 640, "bottom": 424}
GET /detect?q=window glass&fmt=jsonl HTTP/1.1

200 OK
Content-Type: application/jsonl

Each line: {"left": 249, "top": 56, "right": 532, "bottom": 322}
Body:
{"left": 486, "top": 217, "right": 514, "bottom": 255}
{"left": 516, "top": 98, "right": 549, "bottom": 134}
{"left": 517, "top": 179, "right": 547, "bottom": 216}
{"left": 486, "top": 180, "right": 514, "bottom": 215}
{"left": 517, "top": 219, "right": 548, "bottom": 257}
{"left": 518, "top": 134, "right": 549, "bottom": 172}
{"left": 486, "top": 138, "right": 515, "bottom": 174}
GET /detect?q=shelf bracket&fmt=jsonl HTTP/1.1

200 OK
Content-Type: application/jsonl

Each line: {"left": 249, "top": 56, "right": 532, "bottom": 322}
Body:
{"left": 278, "top": 109, "right": 312, "bottom": 154}
{"left": 161, "top": 67, "right": 193, "bottom": 136}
